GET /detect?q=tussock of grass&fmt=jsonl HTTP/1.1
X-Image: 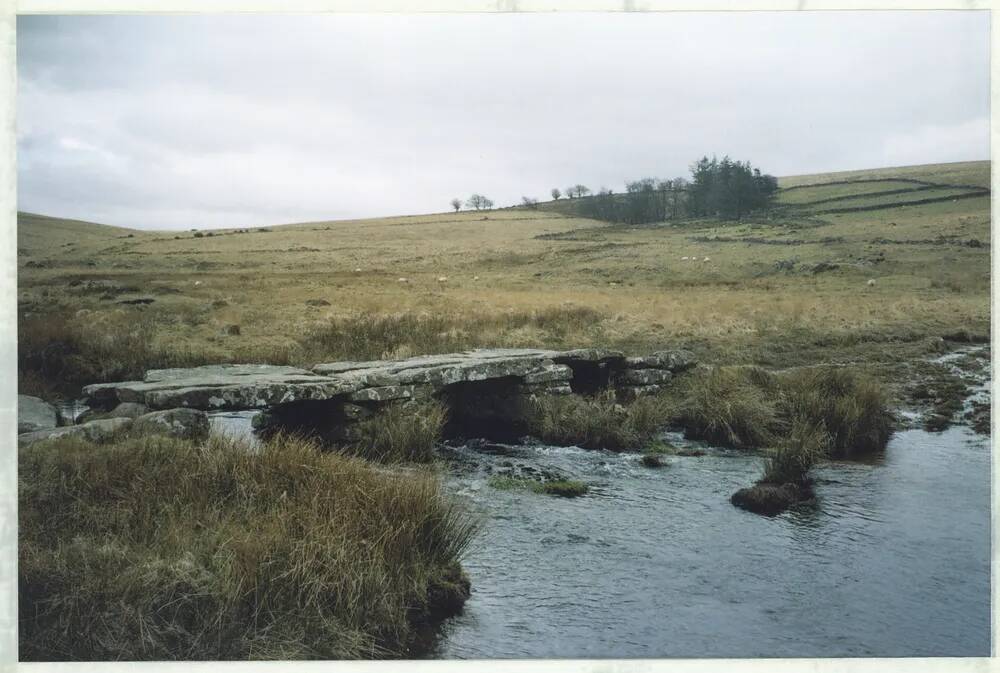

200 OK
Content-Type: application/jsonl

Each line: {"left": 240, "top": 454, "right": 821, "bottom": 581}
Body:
{"left": 19, "top": 433, "right": 477, "bottom": 661}
{"left": 778, "top": 366, "right": 895, "bottom": 458}
{"left": 487, "top": 475, "right": 588, "bottom": 497}
{"left": 761, "top": 419, "right": 829, "bottom": 484}
{"left": 643, "top": 439, "right": 676, "bottom": 454}
{"left": 345, "top": 400, "right": 448, "bottom": 462}
{"left": 669, "top": 365, "right": 893, "bottom": 458}
{"left": 524, "top": 392, "right": 672, "bottom": 451}
{"left": 669, "top": 366, "right": 781, "bottom": 449}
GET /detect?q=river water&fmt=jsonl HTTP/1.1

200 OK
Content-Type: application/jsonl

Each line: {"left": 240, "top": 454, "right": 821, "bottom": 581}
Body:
{"left": 427, "top": 423, "right": 990, "bottom": 659}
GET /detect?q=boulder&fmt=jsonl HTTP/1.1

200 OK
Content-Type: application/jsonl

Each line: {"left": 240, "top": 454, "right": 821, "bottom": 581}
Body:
{"left": 19, "top": 417, "right": 132, "bottom": 447}
{"left": 133, "top": 408, "right": 210, "bottom": 440}
{"left": 108, "top": 402, "right": 151, "bottom": 419}
{"left": 624, "top": 350, "right": 697, "bottom": 372}
{"left": 18, "top": 395, "right": 58, "bottom": 434}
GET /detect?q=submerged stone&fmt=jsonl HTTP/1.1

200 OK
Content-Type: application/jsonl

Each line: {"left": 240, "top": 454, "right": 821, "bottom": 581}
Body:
{"left": 18, "top": 395, "right": 58, "bottom": 434}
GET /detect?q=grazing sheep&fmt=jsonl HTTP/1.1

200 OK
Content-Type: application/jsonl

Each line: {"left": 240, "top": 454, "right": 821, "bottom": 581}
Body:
{"left": 867, "top": 279, "right": 876, "bottom": 287}
{"left": 473, "top": 276, "right": 480, "bottom": 281}
{"left": 681, "top": 256, "right": 689, "bottom": 261}
{"left": 703, "top": 257, "right": 710, "bottom": 262}
{"left": 398, "top": 277, "right": 408, "bottom": 283}
{"left": 437, "top": 276, "right": 448, "bottom": 283}
{"left": 354, "top": 268, "right": 362, "bottom": 272}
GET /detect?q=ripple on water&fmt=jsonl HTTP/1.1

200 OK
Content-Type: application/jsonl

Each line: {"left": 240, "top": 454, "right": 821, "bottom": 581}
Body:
{"left": 432, "top": 423, "right": 990, "bottom": 659}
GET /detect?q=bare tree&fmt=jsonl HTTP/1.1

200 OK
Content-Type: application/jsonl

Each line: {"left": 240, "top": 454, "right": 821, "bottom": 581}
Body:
{"left": 551, "top": 188, "right": 561, "bottom": 201}
{"left": 521, "top": 196, "right": 539, "bottom": 209}
{"left": 450, "top": 198, "right": 462, "bottom": 212}
{"left": 569, "top": 184, "right": 591, "bottom": 199}
{"left": 466, "top": 194, "right": 494, "bottom": 211}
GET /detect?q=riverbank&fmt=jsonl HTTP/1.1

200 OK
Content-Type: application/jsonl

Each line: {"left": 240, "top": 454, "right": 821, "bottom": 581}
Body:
{"left": 18, "top": 432, "right": 477, "bottom": 661}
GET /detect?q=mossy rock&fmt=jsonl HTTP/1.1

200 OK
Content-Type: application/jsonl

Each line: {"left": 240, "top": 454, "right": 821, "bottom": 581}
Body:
{"left": 640, "top": 453, "right": 665, "bottom": 468}
{"left": 731, "top": 481, "right": 814, "bottom": 517}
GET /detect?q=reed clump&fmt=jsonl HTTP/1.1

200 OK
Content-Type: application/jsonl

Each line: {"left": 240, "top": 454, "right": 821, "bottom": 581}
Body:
{"left": 345, "top": 399, "right": 448, "bottom": 462}
{"left": 523, "top": 392, "right": 673, "bottom": 451}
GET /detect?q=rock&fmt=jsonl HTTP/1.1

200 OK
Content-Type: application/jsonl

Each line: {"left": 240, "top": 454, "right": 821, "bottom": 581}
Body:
{"left": 18, "top": 395, "right": 58, "bottom": 434}
{"left": 342, "top": 403, "right": 374, "bottom": 421}
{"left": 551, "top": 348, "right": 625, "bottom": 365}
{"left": 618, "top": 369, "right": 673, "bottom": 386}
{"left": 522, "top": 364, "right": 573, "bottom": 384}
{"left": 521, "top": 383, "right": 573, "bottom": 396}
{"left": 83, "top": 348, "right": 668, "bottom": 414}
{"left": 108, "top": 402, "right": 150, "bottom": 419}
{"left": 641, "top": 454, "right": 665, "bottom": 468}
{"left": 624, "top": 349, "right": 697, "bottom": 372}
{"left": 83, "top": 364, "right": 358, "bottom": 411}
{"left": 305, "top": 299, "right": 331, "bottom": 307}
{"left": 133, "top": 408, "right": 210, "bottom": 440}
{"left": 18, "top": 417, "right": 132, "bottom": 447}
{"left": 349, "top": 385, "right": 431, "bottom": 403}
{"left": 731, "top": 481, "right": 813, "bottom": 516}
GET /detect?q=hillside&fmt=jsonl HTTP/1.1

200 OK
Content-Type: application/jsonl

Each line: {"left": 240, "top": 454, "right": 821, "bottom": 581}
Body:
{"left": 16, "top": 160, "right": 991, "bottom": 402}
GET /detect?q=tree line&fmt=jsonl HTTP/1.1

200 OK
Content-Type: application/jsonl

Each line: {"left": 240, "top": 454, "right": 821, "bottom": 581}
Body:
{"left": 449, "top": 155, "right": 778, "bottom": 222}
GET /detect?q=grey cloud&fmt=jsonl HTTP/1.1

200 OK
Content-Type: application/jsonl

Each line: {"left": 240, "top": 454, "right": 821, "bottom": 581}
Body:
{"left": 17, "top": 11, "right": 989, "bottom": 230}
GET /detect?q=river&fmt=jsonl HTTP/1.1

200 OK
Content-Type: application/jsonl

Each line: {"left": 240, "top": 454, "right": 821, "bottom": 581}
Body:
{"left": 427, "top": 422, "right": 990, "bottom": 659}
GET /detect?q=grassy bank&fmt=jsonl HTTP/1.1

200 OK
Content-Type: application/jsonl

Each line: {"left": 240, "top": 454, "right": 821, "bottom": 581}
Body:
{"left": 19, "top": 432, "right": 477, "bottom": 660}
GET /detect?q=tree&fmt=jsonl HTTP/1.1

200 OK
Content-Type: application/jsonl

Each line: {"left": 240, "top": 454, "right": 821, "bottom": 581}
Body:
{"left": 465, "top": 194, "right": 494, "bottom": 211}
{"left": 566, "top": 184, "right": 590, "bottom": 199}
{"left": 687, "top": 155, "right": 777, "bottom": 219}
{"left": 521, "top": 196, "right": 539, "bottom": 209}
{"left": 551, "top": 188, "right": 561, "bottom": 201}
{"left": 450, "top": 198, "right": 462, "bottom": 212}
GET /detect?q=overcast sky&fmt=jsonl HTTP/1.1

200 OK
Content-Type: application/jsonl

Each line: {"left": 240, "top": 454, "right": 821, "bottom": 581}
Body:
{"left": 17, "top": 11, "right": 990, "bottom": 230}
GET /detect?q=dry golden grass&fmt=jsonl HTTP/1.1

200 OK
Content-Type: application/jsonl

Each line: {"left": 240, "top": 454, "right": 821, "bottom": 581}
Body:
{"left": 17, "top": 161, "right": 990, "bottom": 399}
{"left": 778, "top": 160, "right": 990, "bottom": 188}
